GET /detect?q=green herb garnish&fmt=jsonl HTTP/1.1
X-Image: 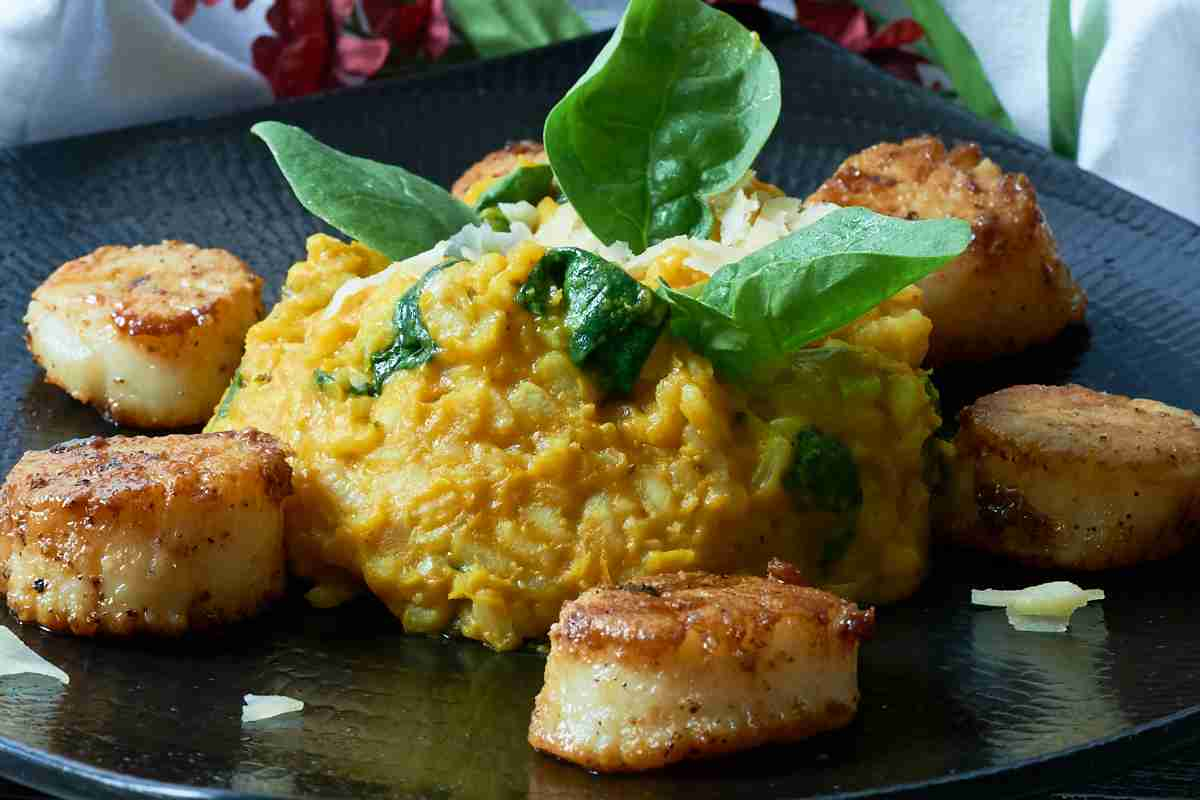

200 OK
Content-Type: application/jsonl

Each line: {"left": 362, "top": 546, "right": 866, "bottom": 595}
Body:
{"left": 785, "top": 427, "right": 862, "bottom": 566}
{"left": 473, "top": 164, "right": 555, "bottom": 211}
{"left": 479, "top": 206, "right": 511, "bottom": 232}
{"left": 658, "top": 207, "right": 972, "bottom": 381}
{"left": 543, "top": 0, "right": 781, "bottom": 253}
{"left": 367, "top": 260, "right": 458, "bottom": 395}
{"left": 786, "top": 428, "right": 862, "bottom": 514}
{"left": 214, "top": 370, "right": 244, "bottom": 419}
{"left": 517, "top": 247, "right": 668, "bottom": 396}
{"left": 251, "top": 122, "right": 479, "bottom": 261}
{"left": 314, "top": 369, "right": 336, "bottom": 388}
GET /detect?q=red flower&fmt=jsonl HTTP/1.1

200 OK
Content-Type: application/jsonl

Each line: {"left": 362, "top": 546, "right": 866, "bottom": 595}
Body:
{"left": 253, "top": 0, "right": 336, "bottom": 97}
{"left": 794, "top": 1, "right": 926, "bottom": 83}
{"left": 361, "top": 0, "right": 450, "bottom": 61}
{"left": 334, "top": 33, "right": 392, "bottom": 86}
{"left": 249, "top": 1, "right": 451, "bottom": 97}
{"left": 172, "top": 0, "right": 252, "bottom": 24}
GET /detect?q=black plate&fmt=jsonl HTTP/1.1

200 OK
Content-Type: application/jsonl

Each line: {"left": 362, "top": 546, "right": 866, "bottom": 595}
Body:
{"left": 3, "top": 15, "right": 1200, "bottom": 800}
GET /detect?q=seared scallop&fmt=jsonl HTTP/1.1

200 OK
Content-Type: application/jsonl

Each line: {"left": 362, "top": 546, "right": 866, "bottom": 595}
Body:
{"left": 937, "top": 384, "right": 1200, "bottom": 569}
{"left": 807, "top": 136, "right": 1086, "bottom": 365}
{"left": 0, "top": 430, "right": 291, "bottom": 636}
{"left": 528, "top": 562, "right": 874, "bottom": 772}
{"left": 451, "top": 140, "right": 548, "bottom": 200}
{"left": 25, "top": 241, "right": 263, "bottom": 428}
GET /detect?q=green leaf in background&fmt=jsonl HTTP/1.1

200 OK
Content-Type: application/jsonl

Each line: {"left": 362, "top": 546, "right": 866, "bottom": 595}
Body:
{"left": 543, "top": 0, "right": 781, "bottom": 254}
{"left": 1072, "top": 0, "right": 1108, "bottom": 111}
{"left": 473, "top": 164, "right": 556, "bottom": 211}
{"left": 905, "top": 0, "right": 1015, "bottom": 131}
{"left": 517, "top": 247, "right": 668, "bottom": 396}
{"left": 1047, "top": 0, "right": 1078, "bottom": 158}
{"left": 446, "top": 0, "right": 590, "bottom": 59}
{"left": 1048, "top": 0, "right": 1108, "bottom": 159}
{"left": 368, "top": 260, "right": 458, "bottom": 394}
{"left": 659, "top": 207, "right": 972, "bottom": 381}
{"left": 251, "top": 122, "right": 479, "bottom": 262}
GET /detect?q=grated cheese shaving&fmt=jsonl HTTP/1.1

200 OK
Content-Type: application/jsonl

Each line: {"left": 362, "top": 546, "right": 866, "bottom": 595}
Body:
{"left": 972, "top": 581, "right": 1105, "bottom": 633}
{"left": 444, "top": 221, "right": 533, "bottom": 263}
{"left": 497, "top": 201, "right": 539, "bottom": 229}
{"left": 0, "top": 627, "right": 69, "bottom": 684}
{"left": 322, "top": 242, "right": 449, "bottom": 320}
{"left": 242, "top": 694, "right": 304, "bottom": 723}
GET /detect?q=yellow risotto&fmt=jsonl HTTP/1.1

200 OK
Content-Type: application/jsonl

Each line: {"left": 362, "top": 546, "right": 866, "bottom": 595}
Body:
{"left": 208, "top": 232, "right": 939, "bottom": 650}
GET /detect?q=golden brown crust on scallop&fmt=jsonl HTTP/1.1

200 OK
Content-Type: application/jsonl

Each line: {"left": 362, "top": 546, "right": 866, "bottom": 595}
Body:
{"left": 556, "top": 571, "right": 875, "bottom": 658}
{"left": 529, "top": 567, "right": 870, "bottom": 771}
{"left": 1, "top": 430, "right": 292, "bottom": 635}
{"left": 807, "top": 136, "right": 1086, "bottom": 365}
{"left": 25, "top": 241, "right": 264, "bottom": 428}
{"left": 36, "top": 241, "right": 263, "bottom": 347}
{"left": 963, "top": 384, "right": 1200, "bottom": 472}
{"left": 451, "top": 140, "right": 548, "bottom": 199}
{"left": 938, "top": 384, "right": 1200, "bottom": 569}
{"left": 7, "top": 430, "right": 292, "bottom": 510}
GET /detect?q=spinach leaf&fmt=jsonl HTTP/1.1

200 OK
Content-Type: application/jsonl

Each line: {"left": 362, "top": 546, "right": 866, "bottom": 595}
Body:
{"left": 473, "top": 164, "right": 555, "bottom": 211}
{"left": 659, "top": 207, "right": 971, "bottom": 380}
{"left": 479, "top": 206, "right": 511, "bottom": 232}
{"left": 214, "top": 371, "right": 244, "bottom": 419}
{"left": 784, "top": 427, "right": 862, "bottom": 567}
{"left": 368, "top": 260, "right": 458, "bottom": 394}
{"left": 785, "top": 427, "right": 862, "bottom": 514}
{"left": 446, "top": 0, "right": 589, "bottom": 59}
{"left": 543, "top": 0, "right": 781, "bottom": 253}
{"left": 517, "top": 248, "right": 668, "bottom": 396}
{"left": 251, "top": 122, "right": 479, "bottom": 262}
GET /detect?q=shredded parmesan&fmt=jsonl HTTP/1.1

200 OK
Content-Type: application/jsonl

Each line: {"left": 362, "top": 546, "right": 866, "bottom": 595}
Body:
{"left": 533, "top": 202, "right": 633, "bottom": 264}
{"left": 242, "top": 694, "right": 304, "bottom": 723}
{"left": 0, "top": 628, "right": 69, "bottom": 684}
{"left": 444, "top": 221, "right": 533, "bottom": 262}
{"left": 497, "top": 201, "right": 539, "bottom": 229}
{"left": 972, "top": 581, "right": 1105, "bottom": 632}
{"left": 322, "top": 241, "right": 449, "bottom": 320}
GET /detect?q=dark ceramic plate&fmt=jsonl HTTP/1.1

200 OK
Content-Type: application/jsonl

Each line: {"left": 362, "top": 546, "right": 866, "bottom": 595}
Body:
{"left": 3, "top": 14, "right": 1200, "bottom": 800}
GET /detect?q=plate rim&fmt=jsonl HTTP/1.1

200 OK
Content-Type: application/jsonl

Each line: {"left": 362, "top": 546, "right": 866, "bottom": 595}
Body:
{"left": 2, "top": 16, "right": 1200, "bottom": 800}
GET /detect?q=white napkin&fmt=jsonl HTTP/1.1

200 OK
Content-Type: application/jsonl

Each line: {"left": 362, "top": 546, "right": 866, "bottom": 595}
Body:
{"left": 863, "top": 0, "right": 1200, "bottom": 225}
{"left": 0, "top": 0, "right": 270, "bottom": 146}
{"left": 1, "top": 0, "right": 1197, "bottom": 225}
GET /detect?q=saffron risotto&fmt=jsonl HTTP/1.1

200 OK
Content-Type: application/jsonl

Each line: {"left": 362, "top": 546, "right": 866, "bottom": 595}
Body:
{"left": 208, "top": 214, "right": 939, "bottom": 651}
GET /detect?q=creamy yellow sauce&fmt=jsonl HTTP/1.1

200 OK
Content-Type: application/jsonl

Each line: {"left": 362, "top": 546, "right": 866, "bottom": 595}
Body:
{"left": 208, "top": 230, "right": 939, "bottom": 650}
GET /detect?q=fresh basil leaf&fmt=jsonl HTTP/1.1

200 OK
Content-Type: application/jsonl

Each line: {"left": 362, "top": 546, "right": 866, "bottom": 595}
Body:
{"left": 251, "top": 122, "right": 479, "bottom": 261}
{"left": 446, "top": 0, "right": 590, "bottom": 59}
{"left": 214, "top": 371, "right": 244, "bottom": 419}
{"left": 659, "top": 207, "right": 971, "bottom": 380}
{"left": 473, "top": 164, "right": 555, "bottom": 211}
{"left": 368, "top": 260, "right": 458, "bottom": 394}
{"left": 543, "top": 0, "right": 781, "bottom": 253}
{"left": 517, "top": 247, "right": 667, "bottom": 396}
